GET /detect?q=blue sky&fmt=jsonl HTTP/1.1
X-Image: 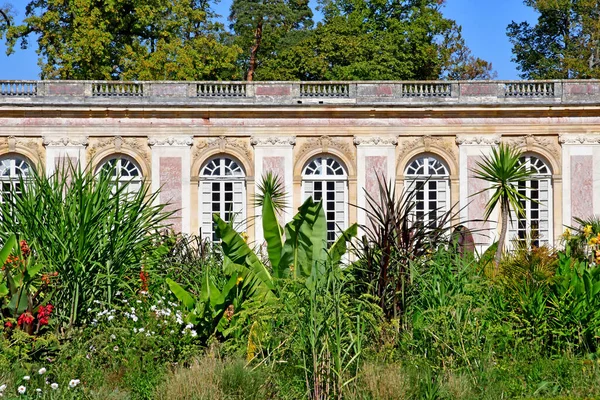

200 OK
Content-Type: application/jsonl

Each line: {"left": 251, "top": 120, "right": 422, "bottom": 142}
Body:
{"left": 0, "top": 0, "right": 538, "bottom": 80}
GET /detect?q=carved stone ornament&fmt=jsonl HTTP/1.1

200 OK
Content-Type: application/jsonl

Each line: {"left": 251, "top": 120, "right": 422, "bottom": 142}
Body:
{"left": 193, "top": 136, "right": 253, "bottom": 161}
{"left": 2, "top": 137, "right": 44, "bottom": 161}
{"left": 353, "top": 136, "right": 398, "bottom": 146}
{"left": 250, "top": 136, "right": 296, "bottom": 146}
{"left": 559, "top": 134, "right": 600, "bottom": 145}
{"left": 397, "top": 135, "right": 456, "bottom": 158}
{"left": 296, "top": 136, "right": 356, "bottom": 164}
{"left": 504, "top": 134, "right": 561, "bottom": 162}
{"left": 455, "top": 135, "right": 501, "bottom": 146}
{"left": 147, "top": 136, "right": 194, "bottom": 147}
{"left": 43, "top": 136, "right": 88, "bottom": 147}
{"left": 88, "top": 136, "right": 150, "bottom": 163}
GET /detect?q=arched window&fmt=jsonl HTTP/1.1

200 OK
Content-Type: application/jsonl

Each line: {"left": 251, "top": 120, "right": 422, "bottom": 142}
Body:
{"left": 200, "top": 157, "right": 246, "bottom": 242}
{"left": 404, "top": 155, "right": 450, "bottom": 228}
{"left": 509, "top": 155, "right": 552, "bottom": 247}
{"left": 97, "top": 156, "right": 143, "bottom": 193}
{"left": 302, "top": 156, "right": 348, "bottom": 245}
{"left": 0, "top": 155, "right": 33, "bottom": 204}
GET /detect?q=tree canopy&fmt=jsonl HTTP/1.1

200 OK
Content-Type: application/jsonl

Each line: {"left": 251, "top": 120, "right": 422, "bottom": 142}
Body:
{"left": 1, "top": 0, "right": 494, "bottom": 81}
{"left": 508, "top": 0, "right": 600, "bottom": 79}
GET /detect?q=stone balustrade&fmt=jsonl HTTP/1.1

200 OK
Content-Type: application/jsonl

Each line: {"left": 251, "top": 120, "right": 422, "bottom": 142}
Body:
{"left": 1, "top": 79, "right": 600, "bottom": 106}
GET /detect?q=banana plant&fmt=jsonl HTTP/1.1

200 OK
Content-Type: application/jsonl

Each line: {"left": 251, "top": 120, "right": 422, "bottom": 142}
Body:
{"left": 167, "top": 174, "right": 358, "bottom": 334}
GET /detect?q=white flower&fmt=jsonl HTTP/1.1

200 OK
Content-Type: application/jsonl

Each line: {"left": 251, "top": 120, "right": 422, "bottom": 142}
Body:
{"left": 68, "top": 379, "right": 80, "bottom": 388}
{"left": 36, "top": 388, "right": 42, "bottom": 393}
{"left": 145, "top": 332, "right": 151, "bottom": 337}
{"left": 50, "top": 383, "right": 58, "bottom": 390}
{"left": 138, "top": 327, "right": 145, "bottom": 333}
{"left": 113, "top": 346, "right": 119, "bottom": 352}
{"left": 115, "top": 291, "right": 121, "bottom": 296}
{"left": 38, "top": 368, "right": 47, "bottom": 375}
{"left": 23, "top": 376, "right": 30, "bottom": 381}
{"left": 190, "top": 330, "right": 197, "bottom": 338}
{"left": 131, "top": 315, "right": 138, "bottom": 322}
{"left": 170, "top": 330, "right": 175, "bottom": 334}
{"left": 107, "top": 315, "right": 114, "bottom": 321}
{"left": 133, "top": 328, "right": 138, "bottom": 333}
{"left": 0, "top": 384, "right": 6, "bottom": 392}
{"left": 150, "top": 305, "right": 157, "bottom": 311}
{"left": 136, "top": 300, "right": 142, "bottom": 304}
{"left": 130, "top": 307, "right": 136, "bottom": 313}
{"left": 185, "top": 323, "right": 193, "bottom": 330}
{"left": 87, "top": 308, "right": 92, "bottom": 312}
{"left": 17, "top": 386, "right": 26, "bottom": 394}
{"left": 110, "top": 334, "right": 116, "bottom": 340}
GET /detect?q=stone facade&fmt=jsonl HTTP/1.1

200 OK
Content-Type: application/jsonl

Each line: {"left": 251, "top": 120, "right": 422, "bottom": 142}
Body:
{"left": 1, "top": 79, "right": 600, "bottom": 249}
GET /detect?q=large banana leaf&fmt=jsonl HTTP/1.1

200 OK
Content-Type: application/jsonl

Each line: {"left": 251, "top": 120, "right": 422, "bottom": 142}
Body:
{"left": 262, "top": 195, "right": 284, "bottom": 274}
{"left": 166, "top": 278, "right": 195, "bottom": 310}
{"left": 214, "top": 215, "right": 274, "bottom": 295}
{"left": 280, "top": 198, "right": 326, "bottom": 279}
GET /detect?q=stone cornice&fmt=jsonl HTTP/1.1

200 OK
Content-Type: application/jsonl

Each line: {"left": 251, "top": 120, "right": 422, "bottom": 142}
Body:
{"left": 353, "top": 136, "right": 398, "bottom": 146}
{"left": 42, "top": 136, "right": 88, "bottom": 147}
{"left": 250, "top": 136, "right": 296, "bottom": 146}
{"left": 558, "top": 134, "right": 600, "bottom": 144}
{"left": 455, "top": 135, "right": 501, "bottom": 146}
{"left": 147, "top": 136, "right": 193, "bottom": 147}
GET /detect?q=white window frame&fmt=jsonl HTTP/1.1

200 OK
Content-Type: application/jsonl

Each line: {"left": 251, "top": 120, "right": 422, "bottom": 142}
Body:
{"left": 404, "top": 155, "right": 450, "bottom": 229}
{"left": 301, "top": 156, "right": 349, "bottom": 245}
{"left": 199, "top": 156, "right": 246, "bottom": 242}
{"left": 97, "top": 155, "right": 143, "bottom": 194}
{"left": 0, "top": 155, "right": 32, "bottom": 204}
{"left": 508, "top": 155, "right": 553, "bottom": 248}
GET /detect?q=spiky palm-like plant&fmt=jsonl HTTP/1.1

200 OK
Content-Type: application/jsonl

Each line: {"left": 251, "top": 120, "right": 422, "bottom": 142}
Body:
{"left": 472, "top": 143, "right": 534, "bottom": 267}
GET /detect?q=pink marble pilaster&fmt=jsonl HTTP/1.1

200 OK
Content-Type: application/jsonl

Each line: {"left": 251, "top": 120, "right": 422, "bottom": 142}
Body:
{"left": 571, "top": 155, "right": 593, "bottom": 225}
{"left": 262, "top": 157, "right": 285, "bottom": 180}
{"left": 160, "top": 157, "right": 183, "bottom": 232}
{"left": 467, "top": 156, "right": 489, "bottom": 244}
{"left": 365, "top": 156, "right": 387, "bottom": 228}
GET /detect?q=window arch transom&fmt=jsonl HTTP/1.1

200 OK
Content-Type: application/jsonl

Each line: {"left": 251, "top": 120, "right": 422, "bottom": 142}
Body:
{"left": 199, "top": 156, "right": 246, "bottom": 242}
{"left": 98, "top": 156, "right": 143, "bottom": 193}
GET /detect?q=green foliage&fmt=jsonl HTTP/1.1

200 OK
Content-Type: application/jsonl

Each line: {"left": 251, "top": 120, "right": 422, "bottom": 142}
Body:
{"left": 352, "top": 176, "right": 459, "bottom": 320}
{"left": 508, "top": 0, "right": 600, "bottom": 79}
{"left": 472, "top": 143, "right": 534, "bottom": 266}
{"left": 0, "top": 163, "right": 172, "bottom": 328}
{"left": 4, "top": 0, "right": 241, "bottom": 80}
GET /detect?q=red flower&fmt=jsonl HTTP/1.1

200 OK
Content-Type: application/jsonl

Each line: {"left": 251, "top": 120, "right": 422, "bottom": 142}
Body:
{"left": 17, "top": 312, "right": 34, "bottom": 326}
{"left": 140, "top": 267, "right": 149, "bottom": 293}
{"left": 37, "top": 304, "right": 54, "bottom": 325}
{"left": 20, "top": 240, "right": 30, "bottom": 258}
{"left": 4, "top": 321, "right": 13, "bottom": 328}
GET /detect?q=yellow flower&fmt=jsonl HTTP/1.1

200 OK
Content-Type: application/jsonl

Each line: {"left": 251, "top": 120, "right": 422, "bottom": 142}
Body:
{"left": 241, "top": 232, "right": 249, "bottom": 243}
{"left": 590, "top": 237, "right": 598, "bottom": 246}
{"left": 236, "top": 276, "right": 243, "bottom": 286}
{"left": 563, "top": 228, "right": 571, "bottom": 240}
{"left": 584, "top": 225, "right": 593, "bottom": 238}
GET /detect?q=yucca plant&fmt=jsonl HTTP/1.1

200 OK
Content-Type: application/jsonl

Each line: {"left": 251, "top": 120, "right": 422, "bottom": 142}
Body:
{"left": 0, "top": 163, "right": 173, "bottom": 328}
{"left": 472, "top": 143, "right": 534, "bottom": 268}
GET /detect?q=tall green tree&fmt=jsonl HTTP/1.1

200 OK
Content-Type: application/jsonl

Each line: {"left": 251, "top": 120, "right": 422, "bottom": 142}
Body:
{"left": 4, "top": 0, "right": 241, "bottom": 80}
{"left": 508, "top": 0, "right": 600, "bottom": 79}
{"left": 0, "top": 3, "right": 12, "bottom": 30}
{"left": 229, "top": 0, "right": 313, "bottom": 80}
{"left": 258, "top": 0, "right": 494, "bottom": 81}
{"left": 472, "top": 143, "right": 534, "bottom": 268}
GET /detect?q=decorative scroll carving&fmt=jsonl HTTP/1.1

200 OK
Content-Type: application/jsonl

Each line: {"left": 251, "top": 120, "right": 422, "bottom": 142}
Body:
{"left": 250, "top": 136, "right": 296, "bottom": 146}
{"left": 193, "top": 136, "right": 253, "bottom": 162}
{"left": 397, "top": 135, "right": 456, "bottom": 157}
{"left": 504, "top": 134, "right": 561, "bottom": 163}
{"left": 296, "top": 136, "right": 356, "bottom": 164}
{"left": 353, "top": 136, "right": 398, "bottom": 146}
{"left": 455, "top": 135, "right": 501, "bottom": 146}
{"left": 148, "top": 136, "right": 194, "bottom": 147}
{"left": 88, "top": 136, "right": 150, "bottom": 163}
{"left": 559, "top": 134, "right": 600, "bottom": 145}
{"left": 0, "top": 137, "right": 44, "bottom": 162}
{"left": 43, "top": 136, "right": 88, "bottom": 147}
